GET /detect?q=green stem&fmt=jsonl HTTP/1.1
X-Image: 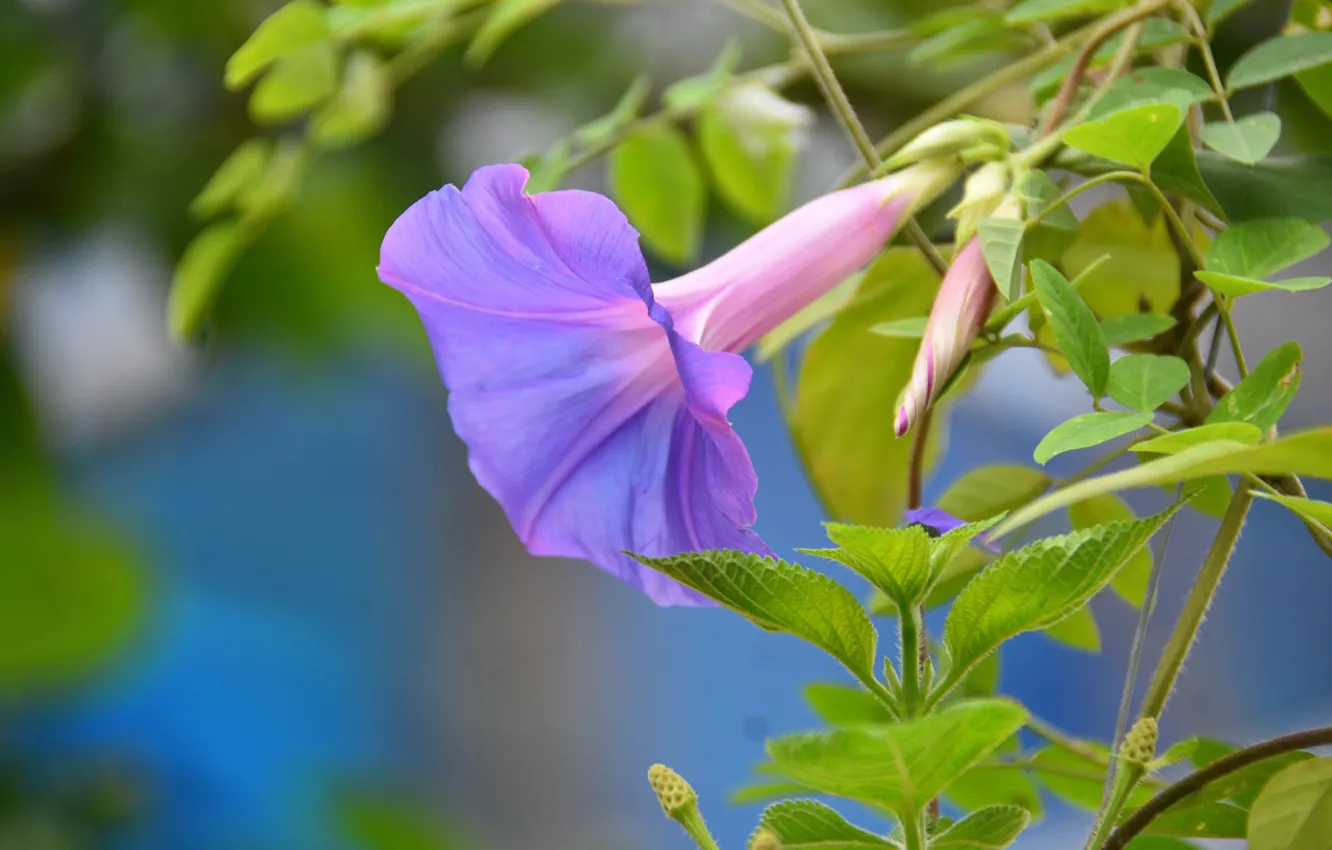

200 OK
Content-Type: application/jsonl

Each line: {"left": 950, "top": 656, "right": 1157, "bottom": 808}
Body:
{"left": 1086, "top": 763, "right": 1144, "bottom": 850}
{"left": 900, "top": 604, "right": 924, "bottom": 716}
{"left": 1216, "top": 299, "right": 1249, "bottom": 377}
{"left": 1027, "top": 716, "right": 1110, "bottom": 765}
{"left": 776, "top": 0, "right": 947, "bottom": 275}
{"left": 677, "top": 807, "right": 722, "bottom": 850}
{"left": 901, "top": 809, "right": 928, "bottom": 850}
{"left": 1175, "top": 0, "right": 1235, "bottom": 122}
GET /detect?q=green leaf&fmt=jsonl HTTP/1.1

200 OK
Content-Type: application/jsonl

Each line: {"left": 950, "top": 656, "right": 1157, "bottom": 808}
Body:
{"left": 1063, "top": 200, "right": 1179, "bottom": 317}
{"left": 1005, "top": 0, "right": 1119, "bottom": 24}
{"left": 1032, "top": 743, "right": 1139, "bottom": 810}
{"left": 945, "top": 764, "right": 1044, "bottom": 817}
{"left": 1194, "top": 272, "right": 1331, "bottom": 297}
{"left": 794, "top": 250, "right": 943, "bottom": 525}
{"left": 1246, "top": 762, "right": 1332, "bottom": 847}
{"left": 698, "top": 101, "right": 796, "bottom": 224}
{"left": 941, "top": 507, "right": 1174, "bottom": 691}
{"left": 1030, "top": 19, "right": 1189, "bottom": 102}
{"left": 310, "top": 50, "right": 391, "bottom": 148}
{"left": 1063, "top": 102, "right": 1185, "bottom": 170}
{"left": 909, "top": 17, "right": 1022, "bottom": 68}
{"left": 1256, "top": 493, "right": 1332, "bottom": 534}
{"left": 1070, "top": 493, "right": 1151, "bottom": 606}
{"left": 1199, "top": 152, "right": 1332, "bottom": 224}
{"left": 801, "top": 524, "right": 932, "bottom": 608}
{"left": 804, "top": 684, "right": 892, "bottom": 726}
{"left": 662, "top": 41, "right": 741, "bottom": 111}
{"left": 191, "top": 140, "right": 271, "bottom": 220}
{"left": 1207, "top": 341, "right": 1302, "bottom": 432}
{"left": 1208, "top": 0, "right": 1253, "bottom": 24}
{"left": 869, "top": 316, "right": 928, "bottom": 338}
{"left": 519, "top": 140, "right": 572, "bottom": 194}
{"left": 249, "top": 41, "right": 338, "bottom": 124}
{"left": 1030, "top": 260, "right": 1110, "bottom": 397}
{"left": 1207, "top": 218, "right": 1330, "bottom": 279}
{"left": 1134, "top": 423, "right": 1264, "bottom": 454}
{"left": 1154, "top": 125, "right": 1225, "bottom": 216}
{"left": 762, "top": 699, "right": 1027, "bottom": 816}
{"left": 930, "top": 516, "right": 1005, "bottom": 580}
{"left": 1106, "top": 354, "right": 1190, "bottom": 412}
{"left": 168, "top": 222, "right": 248, "bottom": 343}
{"left": 575, "top": 75, "right": 650, "bottom": 149}
{"left": 871, "top": 548, "right": 994, "bottom": 617}
{"left": 994, "top": 428, "right": 1332, "bottom": 535}
{"left": 1181, "top": 745, "right": 1315, "bottom": 811}
{"left": 1201, "top": 114, "right": 1281, "bottom": 165}
{"left": 1147, "top": 801, "right": 1247, "bottom": 838}
{"left": 466, "top": 0, "right": 560, "bottom": 65}
{"left": 608, "top": 126, "right": 704, "bottom": 264}
{"left": 630, "top": 550, "right": 877, "bottom": 678}
{"left": 1101, "top": 313, "right": 1177, "bottom": 346}
{"left": 333, "top": 788, "right": 460, "bottom": 850}
{"left": 225, "top": 0, "right": 329, "bottom": 90}
{"left": 1020, "top": 170, "right": 1081, "bottom": 262}
{"left": 1034, "top": 412, "right": 1152, "bottom": 465}
{"left": 1296, "top": 63, "right": 1332, "bottom": 118}
{"left": 1042, "top": 604, "right": 1101, "bottom": 652}
{"left": 1228, "top": 32, "right": 1332, "bottom": 91}
{"left": 758, "top": 800, "right": 894, "bottom": 849}
{"left": 731, "top": 782, "right": 810, "bottom": 806}
{"left": 1092, "top": 69, "right": 1214, "bottom": 118}
{"left": 0, "top": 510, "right": 144, "bottom": 693}
{"left": 938, "top": 465, "right": 1052, "bottom": 522}
{"left": 978, "top": 218, "right": 1025, "bottom": 301}
{"left": 761, "top": 804, "right": 895, "bottom": 847}
{"left": 931, "top": 805, "right": 1030, "bottom": 849}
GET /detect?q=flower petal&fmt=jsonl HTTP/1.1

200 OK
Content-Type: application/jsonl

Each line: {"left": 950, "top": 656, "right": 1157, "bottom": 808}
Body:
{"left": 378, "top": 164, "right": 769, "bottom": 605}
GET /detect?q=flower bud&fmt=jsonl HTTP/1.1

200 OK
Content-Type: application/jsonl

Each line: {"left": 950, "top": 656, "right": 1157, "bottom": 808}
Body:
{"left": 886, "top": 118, "right": 1010, "bottom": 169}
{"left": 949, "top": 161, "right": 1011, "bottom": 246}
{"left": 1121, "top": 717, "right": 1159, "bottom": 764}
{"left": 648, "top": 764, "right": 698, "bottom": 815}
{"left": 749, "top": 828, "right": 782, "bottom": 850}
{"left": 719, "top": 83, "right": 814, "bottom": 157}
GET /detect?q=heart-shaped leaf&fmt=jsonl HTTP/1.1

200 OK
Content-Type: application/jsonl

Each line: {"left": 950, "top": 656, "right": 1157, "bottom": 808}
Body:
{"left": 1201, "top": 113, "right": 1281, "bottom": 164}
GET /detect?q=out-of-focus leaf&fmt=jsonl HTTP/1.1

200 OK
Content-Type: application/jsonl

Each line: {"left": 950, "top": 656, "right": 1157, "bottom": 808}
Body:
{"left": 1101, "top": 313, "right": 1176, "bottom": 346}
{"left": 191, "top": 139, "right": 271, "bottom": 220}
{"left": 1199, "top": 153, "right": 1332, "bottom": 223}
{"left": 803, "top": 683, "right": 892, "bottom": 726}
{"left": 755, "top": 272, "right": 862, "bottom": 362}
{"left": 1201, "top": 114, "right": 1281, "bottom": 165}
{"left": 1041, "top": 604, "right": 1101, "bottom": 652}
{"left": 662, "top": 41, "right": 741, "bottom": 111}
{"left": 608, "top": 125, "right": 704, "bottom": 264}
{"left": 938, "top": 465, "right": 1052, "bottom": 522}
{"left": 1228, "top": 32, "right": 1332, "bottom": 90}
{"left": 226, "top": 0, "right": 329, "bottom": 89}
{"left": 1247, "top": 758, "right": 1332, "bottom": 848}
{"left": 466, "top": 0, "right": 561, "bottom": 65}
{"left": 169, "top": 222, "right": 248, "bottom": 343}
{"left": 698, "top": 102, "right": 795, "bottom": 224}
{"left": 249, "top": 41, "right": 338, "bottom": 124}
{"left": 575, "top": 75, "right": 650, "bottom": 148}
{"left": 794, "top": 251, "right": 942, "bottom": 525}
{"left": 1063, "top": 200, "right": 1179, "bottom": 317}
{"left": 945, "top": 763, "right": 1044, "bottom": 818}
{"left": 1133, "top": 423, "right": 1264, "bottom": 454}
{"left": 311, "top": 50, "right": 391, "bottom": 148}
{"left": 334, "top": 788, "right": 460, "bottom": 850}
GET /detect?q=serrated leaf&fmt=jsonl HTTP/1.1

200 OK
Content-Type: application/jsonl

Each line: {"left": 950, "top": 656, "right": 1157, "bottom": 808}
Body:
{"left": 1207, "top": 218, "right": 1329, "bottom": 280}
{"left": 939, "top": 466, "right": 1052, "bottom": 522}
{"left": 249, "top": 41, "right": 337, "bottom": 124}
{"left": 168, "top": 222, "right": 248, "bottom": 343}
{"left": 1030, "top": 260, "right": 1110, "bottom": 397}
{"left": 698, "top": 101, "right": 796, "bottom": 224}
{"left": 802, "top": 524, "right": 932, "bottom": 609}
{"left": 1248, "top": 758, "right": 1332, "bottom": 848}
{"left": 931, "top": 805, "right": 1030, "bottom": 848}
{"left": 608, "top": 125, "right": 704, "bottom": 264}
{"left": 1069, "top": 493, "right": 1150, "bottom": 606}
{"left": 1207, "top": 341, "right": 1302, "bottom": 432}
{"left": 1042, "top": 604, "right": 1101, "bottom": 652}
{"left": 466, "top": 0, "right": 560, "bottom": 65}
{"left": 762, "top": 699, "right": 1027, "bottom": 816}
{"left": 979, "top": 218, "right": 1025, "bottom": 301}
{"left": 1106, "top": 354, "right": 1190, "bottom": 412}
{"left": 758, "top": 800, "right": 894, "bottom": 849}
{"left": 1034, "top": 412, "right": 1152, "bottom": 465}
{"left": 310, "top": 50, "right": 391, "bottom": 148}
{"left": 940, "top": 508, "right": 1173, "bottom": 691}
{"left": 225, "top": 0, "right": 329, "bottom": 90}
{"left": 869, "top": 316, "right": 928, "bottom": 338}
{"left": 1228, "top": 32, "right": 1332, "bottom": 91}
{"left": 631, "top": 550, "right": 877, "bottom": 678}
{"left": 993, "top": 428, "right": 1332, "bottom": 535}
{"left": 795, "top": 250, "right": 944, "bottom": 525}
{"left": 1005, "top": 0, "right": 1119, "bottom": 23}
{"left": 804, "top": 683, "right": 892, "bottom": 726}
{"left": 1201, "top": 114, "right": 1281, "bottom": 165}
{"left": 1063, "top": 102, "right": 1184, "bottom": 170}
{"left": 1134, "top": 423, "right": 1264, "bottom": 454}
{"left": 191, "top": 140, "right": 271, "bottom": 221}
{"left": 1101, "top": 313, "right": 1177, "bottom": 346}
{"left": 869, "top": 548, "right": 994, "bottom": 618}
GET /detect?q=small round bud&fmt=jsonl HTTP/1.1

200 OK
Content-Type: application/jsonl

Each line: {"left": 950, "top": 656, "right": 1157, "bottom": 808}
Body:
{"left": 749, "top": 828, "right": 782, "bottom": 850}
{"left": 648, "top": 764, "right": 698, "bottom": 816}
{"left": 1122, "top": 717, "right": 1159, "bottom": 764}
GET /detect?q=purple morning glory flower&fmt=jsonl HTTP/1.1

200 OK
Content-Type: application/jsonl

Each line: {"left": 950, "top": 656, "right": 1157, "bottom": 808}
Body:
{"left": 378, "top": 161, "right": 957, "bottom": 605}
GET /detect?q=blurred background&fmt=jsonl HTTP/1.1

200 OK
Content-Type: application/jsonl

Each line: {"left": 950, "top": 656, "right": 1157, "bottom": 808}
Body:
{"left": 3, "top": 0, "right": 1331, "bottom": 848}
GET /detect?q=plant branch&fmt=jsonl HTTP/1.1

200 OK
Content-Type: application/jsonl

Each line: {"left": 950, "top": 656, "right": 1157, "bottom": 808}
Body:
{"left": 1103, "top": 726, "right": 1332, "bottom": 849}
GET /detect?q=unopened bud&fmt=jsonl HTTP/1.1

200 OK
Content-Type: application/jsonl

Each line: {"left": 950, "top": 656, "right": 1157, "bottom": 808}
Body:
{"left": 1122, "top": 717, "right": 1159, "bottom": 764}
{"left": 749, "top": 827, "right": 782, "bottom": 850}
{"left": 648, "top": 764, "right": 698, "bottom": 815}
{"left": 886, "top": 119, "right": 1009, "bottom": 169}
{"left": 949, "top": 162, "right": 1011, "bottom": 245}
